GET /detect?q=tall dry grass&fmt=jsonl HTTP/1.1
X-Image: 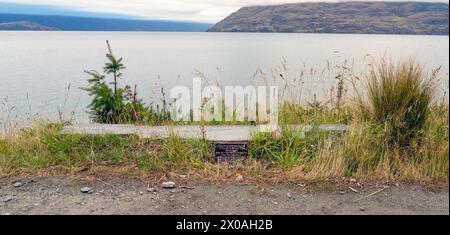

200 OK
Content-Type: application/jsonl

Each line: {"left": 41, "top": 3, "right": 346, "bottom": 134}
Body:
{"left": 283, "top": 60, "right": 448, "bottom": 182}
{"left": 361, "top": 60, "right": 437, "bottom": 146}
{"left": 0, "top": 58, "right": 448, "bottom": 184}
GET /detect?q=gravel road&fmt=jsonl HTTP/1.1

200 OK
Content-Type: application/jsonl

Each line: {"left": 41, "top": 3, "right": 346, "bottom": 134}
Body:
{"left": 0, "top": 177, "right": 448, "bottom": 215}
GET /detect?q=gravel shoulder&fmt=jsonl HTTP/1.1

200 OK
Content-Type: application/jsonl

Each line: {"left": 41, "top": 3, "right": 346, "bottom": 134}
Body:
{"left": 0, "top": 177, "right": 448, "bottom": 215}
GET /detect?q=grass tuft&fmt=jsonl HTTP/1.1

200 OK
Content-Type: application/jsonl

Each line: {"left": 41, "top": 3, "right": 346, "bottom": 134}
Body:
{"left": 362, "top": 60, "right": 436, "bottom": 146}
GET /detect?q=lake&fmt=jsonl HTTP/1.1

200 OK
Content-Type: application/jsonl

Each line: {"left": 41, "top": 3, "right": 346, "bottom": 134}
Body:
{"left": 0, "top": 32, "right": 448, "bottom": 124}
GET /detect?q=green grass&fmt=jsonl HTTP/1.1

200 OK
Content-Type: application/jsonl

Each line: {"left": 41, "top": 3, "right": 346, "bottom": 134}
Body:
{"left": 0, "top": 124, "right": 214, "bottom": 176}
{"left": 0, "top": 59, "right": 448, "bottom": 184}
{"left": 249, "top": 127, "right": 334, "bottom": 169}
{"left": 0, "top": 104, "right": 446, "bottom": 183}
{"left": 279, "top": 101, "right": 352, "bottom": 125}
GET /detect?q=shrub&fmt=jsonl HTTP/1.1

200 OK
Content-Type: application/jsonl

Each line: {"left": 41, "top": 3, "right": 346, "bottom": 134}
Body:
{"left": 83, "top": 41, "right": 148, "bottom": 124}
{"left": 364, "top": 60, "right": 436, "bottom": 146}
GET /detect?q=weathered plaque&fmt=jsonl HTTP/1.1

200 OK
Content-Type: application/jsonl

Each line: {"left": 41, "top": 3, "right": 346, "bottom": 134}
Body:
{"left": 214, "top": 141, "right": 249, "bottom": 163}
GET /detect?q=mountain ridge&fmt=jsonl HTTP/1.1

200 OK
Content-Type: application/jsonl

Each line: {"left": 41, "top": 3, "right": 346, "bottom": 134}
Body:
{"left": 0, "top": 21, "right": 58, "bottom": 31}
{"left": 0, "top": 14, "right": 211, "bottom": 32}
{"left": 208, "top": 2, "right": 449, "bottom": 35}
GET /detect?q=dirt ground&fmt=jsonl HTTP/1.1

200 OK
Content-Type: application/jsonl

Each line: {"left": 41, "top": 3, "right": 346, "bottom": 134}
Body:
{"left": 0, "top": 177, "right": 448, "bottom": 215}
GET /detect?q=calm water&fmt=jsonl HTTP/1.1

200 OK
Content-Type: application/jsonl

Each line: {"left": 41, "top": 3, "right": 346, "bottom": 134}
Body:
{"left": 0, "top": 32, "right": 448, "bottom": 123}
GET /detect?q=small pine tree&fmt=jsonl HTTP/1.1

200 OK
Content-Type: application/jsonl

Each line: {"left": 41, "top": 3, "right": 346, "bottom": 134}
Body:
{"left": 83, "top": 41, "right": 147, "bottom": 124}
{"left": 103, "top": 40, "right": 126, "bottom": 94}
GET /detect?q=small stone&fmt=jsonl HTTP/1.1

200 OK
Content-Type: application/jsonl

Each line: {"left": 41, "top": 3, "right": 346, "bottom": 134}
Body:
{"left": 359, "top": 207, "right": 366, "bottom": 212}
{"left": 272, "top": 201, "right": 278, "bottom": 205}
{"left": 179, "top": 174, "right": 188, "bottom": 179}
{"left": 339, "top": 191, "right": 346, "bottom": 195}
{"left": 2, "top": 197, "right": 13, "bottom": 203}
{"left": 162, "top": 182, "right": 176, "bottom": 189}
{"left": 350, "top": 179, "right": 357, "bottom": 183}
{"left": 13, "top": 182, "right": 24, "bottom": 188}
{"left": 81, "top": 187, "right": 94, "bottom": 194}
{"left": 181, "top": 186, "right": 195, "bottom": 190}
{"left": 286, "top": 193, "right": 292, "bottom": 199}
{"left": 236, "top": 175, "right": 244, "bottom": 182}
{"left": 147, "top": 187, "right": 157, "bottom": 193}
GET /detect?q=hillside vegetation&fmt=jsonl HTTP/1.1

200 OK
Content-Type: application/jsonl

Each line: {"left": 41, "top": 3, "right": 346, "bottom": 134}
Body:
{"left": 0, "top": 14, "right": 211, "bottom": 32}
{"left": 209, "top": 2, "right": 449, "bottom": 35}
{"left": 0, "top": 21, "right": 57, "bottom": 30}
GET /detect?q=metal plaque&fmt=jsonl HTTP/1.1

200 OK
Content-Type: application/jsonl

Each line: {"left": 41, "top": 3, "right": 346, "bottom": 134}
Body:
{"left": 214, "top": 141, "right": 249, "bottom": 163}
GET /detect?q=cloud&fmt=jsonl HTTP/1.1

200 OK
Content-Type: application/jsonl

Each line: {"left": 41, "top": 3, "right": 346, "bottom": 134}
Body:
{"left": 0, "top": 0, "right": 448, "bottom": 23}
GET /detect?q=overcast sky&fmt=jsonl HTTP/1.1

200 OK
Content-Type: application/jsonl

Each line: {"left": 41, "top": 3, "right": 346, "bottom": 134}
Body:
{"left": 0, "top": 0, "right": 448, "bottom": 23}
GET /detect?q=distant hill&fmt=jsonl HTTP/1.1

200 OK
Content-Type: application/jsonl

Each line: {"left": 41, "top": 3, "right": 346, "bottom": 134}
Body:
{"left": 209, "top": 2, "right": 449, "bottom": 35}
{"left": 0, "top": 14, "right": 211, "bottom": 32}
{"left": 0, "top": 21, "right": 58, "bottom": 31}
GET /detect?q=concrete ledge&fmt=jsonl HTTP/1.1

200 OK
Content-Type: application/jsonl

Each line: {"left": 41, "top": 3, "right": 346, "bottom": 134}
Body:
{"left": 61, "top": 124, "right": 348, "bottom": 142}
